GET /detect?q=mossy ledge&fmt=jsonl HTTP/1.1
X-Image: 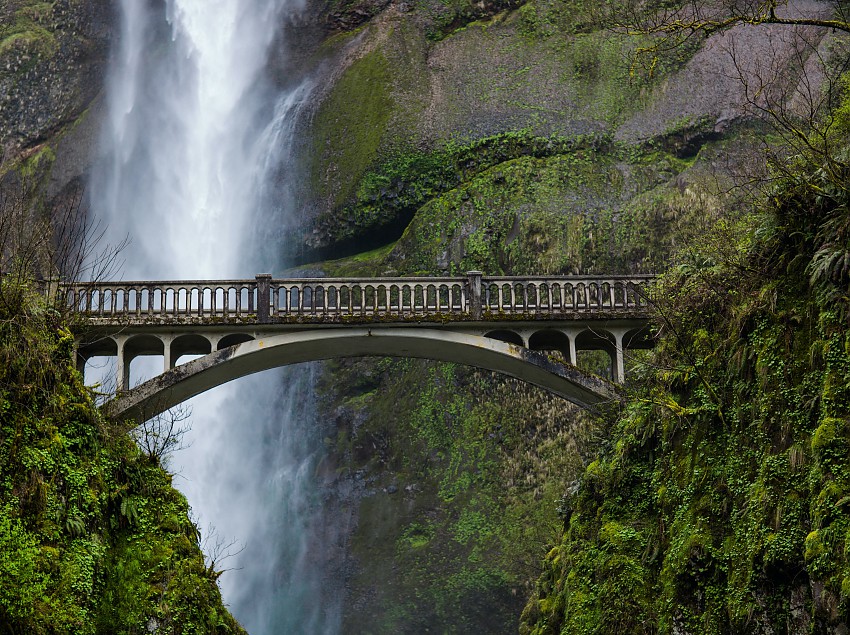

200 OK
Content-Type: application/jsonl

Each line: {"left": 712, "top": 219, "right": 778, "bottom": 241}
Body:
{"left": 301, "top": 131, "right": 611, "bottom": 260}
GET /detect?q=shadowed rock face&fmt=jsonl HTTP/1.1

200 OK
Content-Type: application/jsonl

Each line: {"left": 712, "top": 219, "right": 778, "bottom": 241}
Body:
{"left": 615, "top": 0, "right": 836, "bottom": 145}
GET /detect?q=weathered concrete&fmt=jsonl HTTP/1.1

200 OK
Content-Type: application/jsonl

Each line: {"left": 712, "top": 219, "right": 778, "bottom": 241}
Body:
{"left": 63, "top": 273, "right": 655, "bottom": 420}
{"left": 103, "top": 328, "right": 622, "bottom": 423}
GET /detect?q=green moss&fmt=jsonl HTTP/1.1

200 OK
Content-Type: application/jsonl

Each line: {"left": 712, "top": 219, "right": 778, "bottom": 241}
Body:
{"left": 301, "top": 242, "right": 395, "bottom": 277}
{"left": 520, "top": 160, "right": 850, "bottom": 633}
{"left": 309, "top": 46, "right": 395, "bottom": 208}
{"left": 318, "top": 355, "right": 593, "bottom": 632}
{"left": 0, "top": 4, "right": 58, "bottom": 74}
{"left": 0, "top": 281, "right": 243, "bottom": 633}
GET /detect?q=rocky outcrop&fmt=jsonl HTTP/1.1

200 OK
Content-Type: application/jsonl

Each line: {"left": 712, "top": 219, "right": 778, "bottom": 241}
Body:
{"left": 0, "top": 0, "right": 113, "bottom": 174}
{"left": 292, "top": 0, "right": 837, "bottom": 260}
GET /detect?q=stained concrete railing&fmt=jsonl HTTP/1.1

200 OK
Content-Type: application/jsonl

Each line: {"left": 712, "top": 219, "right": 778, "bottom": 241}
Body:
{"left": 61, "top": 272, "right": 654, "bottom": 324}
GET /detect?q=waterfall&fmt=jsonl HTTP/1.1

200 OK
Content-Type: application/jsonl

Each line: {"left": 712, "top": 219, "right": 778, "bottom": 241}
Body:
{"left": 89, "top": 1, "right": 342, "bottom": 632}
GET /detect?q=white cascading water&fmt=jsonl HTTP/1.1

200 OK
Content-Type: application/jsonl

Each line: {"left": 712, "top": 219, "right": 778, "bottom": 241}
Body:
{"left": 89, "top": 1, "right": 342, "bottom": 632}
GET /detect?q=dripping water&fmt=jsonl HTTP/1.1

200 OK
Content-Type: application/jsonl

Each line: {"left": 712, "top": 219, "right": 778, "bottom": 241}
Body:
{"left": 89, "top": 1, "right": 341, "bottom": 632}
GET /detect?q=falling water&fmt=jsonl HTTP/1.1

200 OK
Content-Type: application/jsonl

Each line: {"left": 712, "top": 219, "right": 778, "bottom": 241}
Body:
{"left": 90, "top": 1, "right": 341, "bottom": 632}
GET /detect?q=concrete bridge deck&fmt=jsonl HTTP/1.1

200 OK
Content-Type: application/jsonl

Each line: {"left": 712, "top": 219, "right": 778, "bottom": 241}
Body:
{"left": 62, "top": 273, "right": 656, "bottom": 420}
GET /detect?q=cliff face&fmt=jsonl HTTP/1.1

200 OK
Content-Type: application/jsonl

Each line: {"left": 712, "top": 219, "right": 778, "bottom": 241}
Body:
{"left": 0, "top": 0, "right": 112, "bottom": 189}
{"left": 5, "top": 0, "right": 846, "bottom": 632}
{"left": 294, "top": 0, "right": 842, "bottom": 631}
{"left": 294, "top": 0, "right": 834, "bottom": 261}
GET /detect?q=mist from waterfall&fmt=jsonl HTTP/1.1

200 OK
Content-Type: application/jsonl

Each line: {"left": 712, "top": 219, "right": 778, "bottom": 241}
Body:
{"left": 89, "top": 1, "right": 342, "bottom": 632}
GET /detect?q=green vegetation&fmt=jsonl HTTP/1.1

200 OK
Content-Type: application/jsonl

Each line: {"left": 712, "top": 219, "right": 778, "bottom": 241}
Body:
{"left": 0, "top": 280, "right": 243, "bottom": 633}
{"left": 319, "top": 358, "right": 595, "bottom": 633}
{"left": 309, "top": 129, "right": 697, "bottom": 258}
{"left": 309, "top": 46, "right": 395, "bottom": 209}
{"left": 520, "top": 156, "right": 850, "bottom": 632}
{"left": 0, "top": 3, "right": 58, "bottom": 75}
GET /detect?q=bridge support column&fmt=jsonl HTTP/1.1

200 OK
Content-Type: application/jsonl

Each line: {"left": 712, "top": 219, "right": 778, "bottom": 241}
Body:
{"left": 74, "top": 343, "right": 86, "bottom": 376}
{"left": 163, "top": 337, "right": 174, "bottom": 372}
{"left": 115, "top": 336, "right": 130, "bottom": 393}
{"left": 613, "top": 331, "right": 625, "bottom": 385}
{"left": 561, "top": 328, "right": 580, "bottom": 365}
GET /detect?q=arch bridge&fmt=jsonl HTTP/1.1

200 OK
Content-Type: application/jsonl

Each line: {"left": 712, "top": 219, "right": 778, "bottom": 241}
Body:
{"left": 62, "top": 272, "right": 656, "bottom": 422}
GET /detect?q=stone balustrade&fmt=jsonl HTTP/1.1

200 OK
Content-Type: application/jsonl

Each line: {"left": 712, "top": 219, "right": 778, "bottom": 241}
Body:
{"left": 61, "top": 272, "right": 654, "bottom": 324}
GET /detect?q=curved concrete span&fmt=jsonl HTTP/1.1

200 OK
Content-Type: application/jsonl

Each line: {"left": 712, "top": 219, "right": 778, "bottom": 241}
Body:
{"left": 103, "top": 328, "right": 621, "bottom": 422}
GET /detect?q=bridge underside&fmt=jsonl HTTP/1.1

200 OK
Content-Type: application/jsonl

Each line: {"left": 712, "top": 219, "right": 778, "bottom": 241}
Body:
{"left": 101, "top": 328, "right": 626, "bottom": 423}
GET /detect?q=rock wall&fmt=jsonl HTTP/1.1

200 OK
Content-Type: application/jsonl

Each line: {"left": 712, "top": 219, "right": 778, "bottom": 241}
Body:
{"left": 0, "top": 0, "right": 112, "bottom": 186}
{"left": 3, "top": 0, "right": 843, "bottom": 631}
{"left": 293, "top": 0, "right": 841, "bottom": 631}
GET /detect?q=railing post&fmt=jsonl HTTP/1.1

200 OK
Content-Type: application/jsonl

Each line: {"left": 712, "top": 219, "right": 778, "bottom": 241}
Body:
{"left": 256, "top": 274, "right": 271, "bottom": 323}
{"left": 467, "top": 271, "right": 482, "bottom": 319}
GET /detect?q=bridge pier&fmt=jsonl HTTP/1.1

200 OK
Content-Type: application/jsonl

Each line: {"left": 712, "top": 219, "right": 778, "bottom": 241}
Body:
{"left": 163, "top": 337, "right": 174, "bottom": 374}
{"left": 614, "top": 331, "right": 626, "bottom": 385}
{"left": 115, "top": 335, "right": 129, "bottom": 393}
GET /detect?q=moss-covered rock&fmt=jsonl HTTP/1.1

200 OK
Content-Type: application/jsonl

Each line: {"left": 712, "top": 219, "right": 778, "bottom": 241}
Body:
{"left": 0, "top": 282, "right": 244, "bottom": 634}
{"left": 519, "top": 159, "right": 850, "bottom": 634}
{"left": 0, "top": 0, "right": 112, "bottom": 182}
{"left": 317, "top": 357, "right": 598, "bottom": 633}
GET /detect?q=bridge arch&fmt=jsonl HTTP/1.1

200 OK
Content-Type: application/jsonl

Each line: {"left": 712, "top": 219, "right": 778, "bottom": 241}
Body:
{"left": 104, "top": 328, "right": 620, "bottom": 423}
{"left": 217, "top": 333, "right": 255, "bottom": 350}
{"left": 528, "top": 329, "right": 571, "bottom": 360}
{"left": 484, "top": 330, "right": 525, "bottom": 347}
